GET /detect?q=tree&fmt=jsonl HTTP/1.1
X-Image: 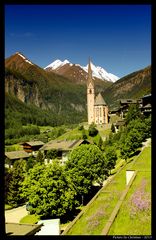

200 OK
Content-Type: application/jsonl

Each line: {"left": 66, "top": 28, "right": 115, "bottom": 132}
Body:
{"left": 21, "top": 162, "right": 77, "bottom": 219}
{"left": 65, "top": 144, "right": 108, "bottom": 203}
{"left": 88, "top": 123, "right": 98, "bottom": 137}
{"left": 125, "top": 103, "right": 142, "bottom": 125}
{"left": 82, "top": 129, "right": 88, "bottom": 140}
{"left": 120, "top": 128, "right": 142, "bottom": 160}
{"left": 36, "top": 150, "right": 44, "bottom": 164}
{"left": 26, "top": 156, "right": 37, "bottom": 172}
{"left": 104, "top": 146, "right": 117, "bottom": 174}
{"left": 97, "top": 136, "right": 103, "bottom": 150}
{"left": 111, "top": 123, "right": 115, "bottom": 133}
{"left": 7, "top": 159, "right": 27, "bottom": 207}
{"left": 46, "top": 149, "right": 58, "bottom": 160}
{"left": 4, "top": 167, "right": 13, "bottom": 204}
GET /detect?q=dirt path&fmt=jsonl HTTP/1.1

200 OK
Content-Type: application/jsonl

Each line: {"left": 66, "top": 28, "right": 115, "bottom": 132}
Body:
{"left": 5, "top": 205, "right": 28, "bottom": 223}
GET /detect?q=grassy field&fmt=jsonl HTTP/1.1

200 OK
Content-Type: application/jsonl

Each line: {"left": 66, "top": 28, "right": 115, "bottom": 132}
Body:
{"left": 108, "top": 145, "right": 151, "bottom": 235}
{"left": 57, "top": 127, "right": 82, "bottom": 140}
{"left": 65, "top": 140, "right": 151, "bottom": 235}
{"left": 57, "top": 123, "right": 112, "bottom": 143}
{"left": 5, "top": 144, "right": 23, "bottom": 152}
{"left": 5, "top": 204, "right": 13, "bottom": 210}
{"left": 19, "top": 214, "right": 40, "bottom": 224}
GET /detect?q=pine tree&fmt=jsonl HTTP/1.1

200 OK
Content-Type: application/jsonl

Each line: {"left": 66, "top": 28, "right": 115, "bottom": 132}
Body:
{"left": 7, "top": 159, "right": 27, "bottom": 207}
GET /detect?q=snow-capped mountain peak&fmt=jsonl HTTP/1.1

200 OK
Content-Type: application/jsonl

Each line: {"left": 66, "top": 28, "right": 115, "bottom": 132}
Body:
{"left": 81, "top": 62, "right": 119, "bottom": 83}
{"left": 44, "top": 59, "right": 119, "bottom": 82}
{"left": 44, "top": 59, "right": 72, "bottom": 70}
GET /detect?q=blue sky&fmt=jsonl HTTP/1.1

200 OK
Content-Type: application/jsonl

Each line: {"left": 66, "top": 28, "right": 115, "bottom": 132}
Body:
{"left": 5, "top": 4, "right": 151, "bottom": 78}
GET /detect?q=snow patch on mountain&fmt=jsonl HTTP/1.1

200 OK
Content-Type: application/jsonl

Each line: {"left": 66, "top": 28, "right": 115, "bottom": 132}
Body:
{"left": 16, "top": 52, "right": 34, "bottom": 65}
{"left": 44, "top": 59, "right": 72, "bottom": 70}
{"left": 82, "top": 63, "right": 119, "bottom": 82}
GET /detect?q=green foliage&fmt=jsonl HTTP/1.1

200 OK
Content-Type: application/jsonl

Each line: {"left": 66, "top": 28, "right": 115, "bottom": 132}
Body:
{"left": 46, "top": 149, "right": 58, "bottom": 159}
{"left": 5, "top": 204, "right": 13, "bottom": 210}
{"left": 6, "top": 160, "right": 27, "bottom": 207}
{"left": 82, "top": 129, "right": 88, "bottom": 140}
{"left": 120, "top": 116, "right": 151, "bottom": 160}
{"left": 5, "top": 123, "right": 40, "bottom": 139}
{"left": 104, "top": 146, "right": 117, "bottom": 173}
{"left": 88, "top": 123, "right": 98, "bottom": 137}
{"left": 66, "top": 145, "right": 108, "bottom": 202}
{"left": 36, "top": 151, "right": 44, "bottom": 164}
{"left": 5, "top": 168, "right": 13, "bottom": 204}
{"left": 125, "top": 104, "right": 143, "bottom": 124}
{"left": 20, "top": 162, "right": 77, "bottom": 219}
{"left": 78, "top": 125, "right": 84, "bottom": 131}
{"left": 26, "top": 156, "right": 37, "bottom": 172}
{"left": 97, "top": 136, "right": 103, "bottom": 150}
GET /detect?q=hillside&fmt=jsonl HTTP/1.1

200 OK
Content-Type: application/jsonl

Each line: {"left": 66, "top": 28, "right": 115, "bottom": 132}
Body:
{"left": 103, "top": 66, "right": 151, "bottom": 109}
{"left": 5, "top": 53, "right": 151, "bottom": 128}
{"left": 5, "top": 53, "right": 109, "bottom": 127}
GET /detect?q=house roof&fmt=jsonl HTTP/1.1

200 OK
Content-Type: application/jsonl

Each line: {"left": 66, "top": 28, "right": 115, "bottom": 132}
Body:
{"left": 143, "top": 103, "right": 152, "bottom": 109}
{"left": 5, "top": 151, "right": 30, "bottom": 160}
{"left": 22, "top": 141, "right": 44, "bottom": 147}
{"left": 115, "top": 120, "right": 125, "bottom": 127}
{"left": 94, "top": 93, "right": 107, "bottom": 106}
{"left": 6, "top": 222, "right": 43, "bottom": 235}
{"left": 40, "top": 139, "right": 91, "bottom": 151}
{"left": 142, "top": 93, "right": 151, "bottom": 99}
{"left": 120, "top": 99, "right": 138, "bottom": 104}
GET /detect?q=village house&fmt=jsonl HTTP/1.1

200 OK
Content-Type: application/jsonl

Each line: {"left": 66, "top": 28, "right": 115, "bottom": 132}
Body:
{"left": 140, "top": 94, "right": 151, "bottom": 116}
{"left": 40, "top": 139, "right": 91, "bottom": 165}
{"left": 21, "top": 141, "right": 44, "bottom": 156}
{"left": 114, "top": 119, "right": 125, "bottom": 133}
{"left": 119, "top": 98, "right": 142, "bottom": 118}
{"left": 5, "top": 150, "right": 30, "bottom": 168}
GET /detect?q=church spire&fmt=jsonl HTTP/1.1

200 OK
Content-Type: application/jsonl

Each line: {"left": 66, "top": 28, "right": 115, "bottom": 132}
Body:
{"left": 87, "top": 57, "right": 94, "bottom": 87}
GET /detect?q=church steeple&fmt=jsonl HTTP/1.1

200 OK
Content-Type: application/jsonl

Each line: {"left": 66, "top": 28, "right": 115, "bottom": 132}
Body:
{"left": 87, "top": 57, "right": 94, "bottom": 87}
{"left": 87, "top": 57, "right": 95, "bottom": 124}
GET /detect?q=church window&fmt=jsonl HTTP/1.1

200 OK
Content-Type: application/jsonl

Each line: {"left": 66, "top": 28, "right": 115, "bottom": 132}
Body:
{"left": 89, "top": 89, "right": 92, "bottom": 94}
{"left": 103, "top": 108, "right": 105, "bottom": 116}
{"left": 100, "top": 108, "right": 102, "bottom": 117}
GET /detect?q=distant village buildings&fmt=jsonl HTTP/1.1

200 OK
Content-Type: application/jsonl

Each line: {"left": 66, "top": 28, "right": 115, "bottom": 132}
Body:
{"left": 87, "top": 60, "right": 109, "bottom": 125}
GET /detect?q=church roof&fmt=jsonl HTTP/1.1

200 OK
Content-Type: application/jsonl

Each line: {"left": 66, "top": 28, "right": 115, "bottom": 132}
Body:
{"left": 87, "top": 59, "right": 94, "bottom": 87}
{"left": 94, "top": 93, "right": 107, "bottom": 106}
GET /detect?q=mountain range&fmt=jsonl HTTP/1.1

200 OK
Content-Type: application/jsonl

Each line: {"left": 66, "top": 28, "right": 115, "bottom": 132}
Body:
{"left": 44, "top": 59, "right": 119, "bottom": 83}
{"left": 5, "top": 52, "right": 151, "bottom": 128}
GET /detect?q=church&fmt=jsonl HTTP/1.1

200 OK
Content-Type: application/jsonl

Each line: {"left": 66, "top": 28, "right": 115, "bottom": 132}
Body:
{"left": 87, "top": 60, "right": 109, "bottom": 125}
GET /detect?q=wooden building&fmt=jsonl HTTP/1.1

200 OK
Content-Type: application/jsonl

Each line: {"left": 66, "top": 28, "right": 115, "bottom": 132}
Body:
{"left": 21, "top": 141, "right": 44, "bottom": 153}
{"left": 141, "top": 94, "right": 152, "bottom": 116}
{"left": 119, "top": 98, "right": 142, "bottom": 118}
